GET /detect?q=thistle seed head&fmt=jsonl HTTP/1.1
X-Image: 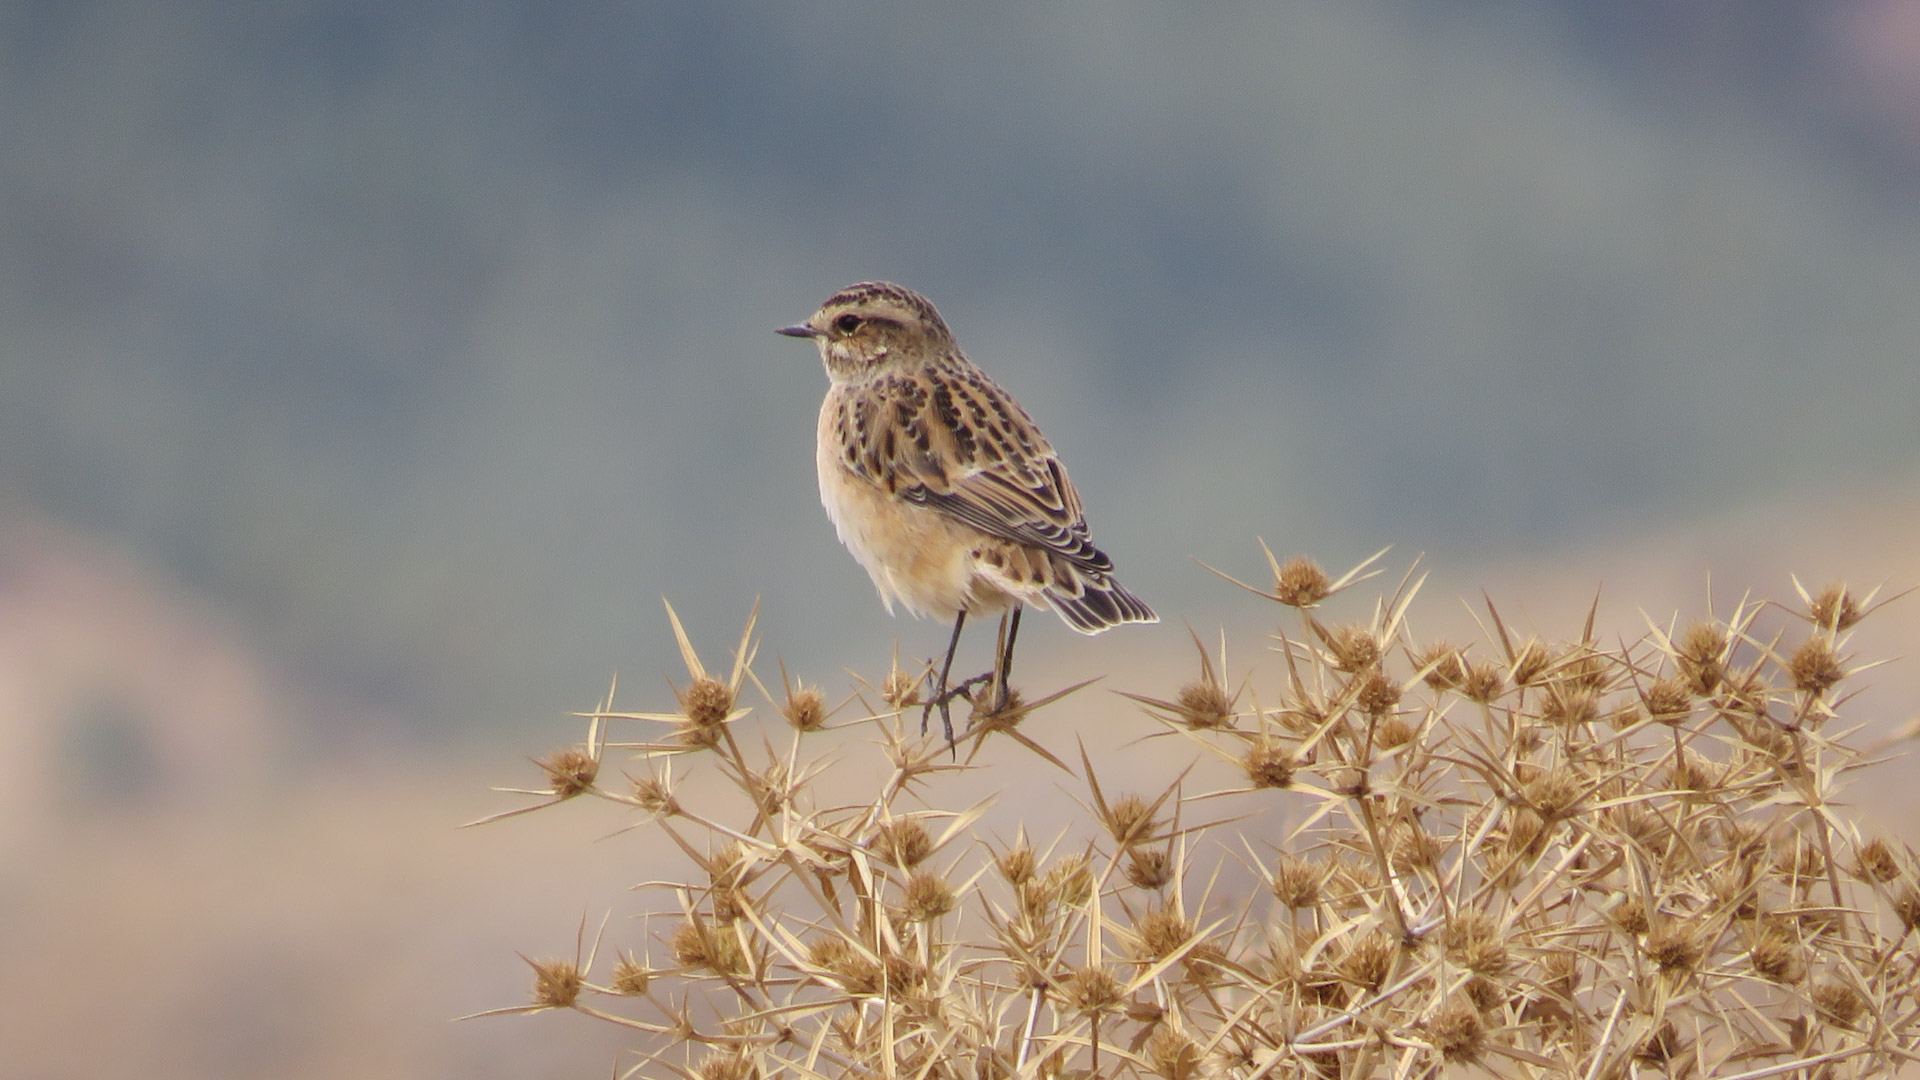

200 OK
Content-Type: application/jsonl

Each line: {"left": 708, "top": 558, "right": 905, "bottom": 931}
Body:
{"left": 1243, "top": 743, "right": 1295, "bottom": 789}
{"left": 1851, "top": 837, "right": 1901, "bottom": 884}
{"left": 1510, "top": 639, "right": 1551, "bottom": 688}
{"left": 1272, "top": 853, "right": 1326, "bottom": 910}
{"left": 781, "top": 684, "right": 827, "bottom": 731}
{"left": 538, "top": 747, "right": 599, "bottom": 798}
{"left": 1063, "top": 966, "right": 1122, "bottom": 1015}
{"left": 1274, "top": 556, "right": 1332, "bottom": 607}
{"left": 1812, "top": 980, "right": 1865, "bottom": 1028}
{"left": 1146, "top": 1027, "right": 1204, "bottom": 1080}
{"left": 1124, "top": 847, "right": 1175, "bottom": 890}
{"left": 1414, "top": 641, "right": 1467, "bottom": 691}
{"left": 1788, "top": 637, "right": 1845, "bottom": 696}
{"left": 875, "top": 818, "right": 934, "bottom": 868}
{"left": 1461, "top": 660, "right": 1505, "bottom": 704}
{"left": 1677, "top": 622, "right": 1727, "bottom": 694}
{"left": 1354, "top": 670, "right": 1401, "bottom": 717}
{"left": 1809, "top": 583, "right": 1862, "bottom": 631}
{"left": 1444, "top": 907, "right": 1510, "bottom": 975}
{"left": 1746, "top": 922, "right": 1804, "bottom": 984}
{"left": 611, "top": 952, "right": 652, "bottom": 995}
{"left": 1644, "top": 923, "right": 1703, "bottom": 975}
{"left": 528, "top": 958, "right": 583, "bottom": 1009}
{"left": 1641, "top": 677, "right": 1692, "bottom": 725}
{"left": 631, "top": 772, "right": 680, "bottom": 816}
{"left": 1322, "top": 623, "right": 1380, "bottom": 673}
{"left": 1102, "top": 793, "right": 1160, "bottom": 846}
{"left": 680, "top": 677, "right": 735, "bottom": 729}
{"left": 902, "top": 871, "right": 956, "bottom": 921}
{"left": 1175, "top": 678, "right": 1234, "bottom": 729}
{"left": 1426, "top": 999, "right": 1486, "bottom": 1063}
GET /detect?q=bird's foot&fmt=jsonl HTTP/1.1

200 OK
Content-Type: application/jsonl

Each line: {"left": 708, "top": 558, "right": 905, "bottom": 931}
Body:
{"left": 919, "top": 671, "right": 996, "bottom": 745}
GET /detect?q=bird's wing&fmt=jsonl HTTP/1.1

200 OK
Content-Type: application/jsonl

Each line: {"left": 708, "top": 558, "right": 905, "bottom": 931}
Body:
{"left": 834, "top": 369, "right": 1113, "bottom": 575}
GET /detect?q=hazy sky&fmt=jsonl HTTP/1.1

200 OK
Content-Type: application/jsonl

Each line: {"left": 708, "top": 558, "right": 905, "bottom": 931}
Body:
{"left": 4, "top": 1, "right": 1917, "bottom": 737}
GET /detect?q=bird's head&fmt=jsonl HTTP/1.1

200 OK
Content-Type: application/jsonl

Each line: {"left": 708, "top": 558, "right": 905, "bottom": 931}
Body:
{"left": 777, "top": 281, "right": 956, "bottom": 384}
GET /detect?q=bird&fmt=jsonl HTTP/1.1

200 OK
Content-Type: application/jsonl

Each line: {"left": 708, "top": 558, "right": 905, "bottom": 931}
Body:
{"left": 777, "top": 281, "right": 1155, "bottom": 743}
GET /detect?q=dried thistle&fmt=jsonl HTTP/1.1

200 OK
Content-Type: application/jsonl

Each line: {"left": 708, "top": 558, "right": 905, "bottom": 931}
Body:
{"left": 1746, "top": 921, "right": 1804, "bottom": 984}
{"left": 874, "top": 818, "right": 934, "bottom": 868}
{"left": 1043, "top": 854, "right": 1094, "bottom": 908}
{"left": 486, "top": 573, "right": 1920, "bottom": 1080}
{"left": 1062, "top": 966, "right": 1122, "bottom": 1015}
{"left": 538, "top": 747, "right": 599, "bottom": 799}
{"left": 1788, "top": 637, "right": 1845, "bottom": 696}
{"left": 1101, "top": 793, "right": 1160, "bottom": 847}
{"left": 1133, "top": 905, "right": 1195, "bottom": 963}
{"left": 1461, "top": 660, "right": 1505, "bottom": 704}
{"left": 1523, "top": 766, "right": 1585, "bottom": 821}
{"left": 1812, "top": 980, "right": 1865, "bottom": 1028}
{"left": 781, "top": 683, "right": 827, "bottom": 731}
{"left": 630, "top": 772, "right": 680, "bottom": 816}
{"left": 1644, "top": 923, "right": 1704, "bottom": 975}
{"left": 1145, "top": 1027, "right": 1203, "bottom": 1080}
{"left": 1336, "top": 930, "right": 1396, "bottom": 991}
{"left": 1443, "top": 907, "right": 1510, "bottom": 975}
{"left": 882, "top": 666, "right": 922, "bottom": 710}
{"left": 1174, "top": 678, "right": 1233, "bottom": 729}
{"left": 902, "top": 871, "right": 955, "bottom": 921}
{"left": 1774, "top": 837, "right": 1827, "bottom": 883}
{"left": 671, "top": 918, "right": 746, "bottom": 977}
{"left": 1425, "top": 998, "right": 1485, "bottom": 1063}
{"left": 1539, "top": 685, "right": 1599, "bottom": 728}
{"left": 996, "top": 841, "right": 1036, "bottom": 886}
{"left": 1510, "top": 638, "right": 1551, "bottom": 688}
{"left": 1809, "top": 583, "right": 1862, "bottom": 632}
{"left": 1677, "top": 621, "right": 1728, "bottom": 695}
{"left": 1242, "top": 742, "right": 1295, "bottom": 789}
{"left": 1372, "top": 715, "right": 1416, "bottom": 750}
{"left": 527, "top": 957, "right": 583, "bottom": 1009}
{"left": 1274, "top": 556, "right": 1332, "bottom": 607}
{"left": 679, "top": 677, "right": 735, "bottom": 737}
{"left": 1641, "top": 676, "right": 1692, "bottom": 725}
{"left": 1321, "top": 623, "right": 1380, "bottom": 673}
{"left": 1850, "top": 837, "right": 1901, "bottom": 884}
{"left": 610, "top": 952, "right": 652, "bottom": 995}
{"left": 1125, "top": 847, "right": 1175, "bottom": 890}
{"left": 1272, "top": 853, "right": 1326, "bottom": 910}
{"left": 1353, "top": 670, "right": 1400, "bottom": 717}
{"left": 1608, "top": 896, "right": 1649, "bottom": 935}
{"left": 1892, "top": 886, "right": 1920, "bottom": 934}
{"left": 1414, "top": 641, "right": 1466, "bottom": 691}
{"left": 694, "top": 1052, "right": 757, "bottom": 1080}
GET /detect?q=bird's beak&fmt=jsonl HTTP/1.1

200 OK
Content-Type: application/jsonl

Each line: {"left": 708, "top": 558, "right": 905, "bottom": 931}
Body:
{"left": 775, "top": 323, "right": 820, "bottom": 339}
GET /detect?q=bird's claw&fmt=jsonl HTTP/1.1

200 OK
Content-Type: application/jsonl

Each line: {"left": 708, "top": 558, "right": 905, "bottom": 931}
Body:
{"left": 919, "top": 670, "right": 1001, "bottom": 746}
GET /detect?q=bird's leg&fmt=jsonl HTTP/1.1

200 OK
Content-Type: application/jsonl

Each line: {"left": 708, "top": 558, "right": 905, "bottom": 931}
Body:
{"left": 923, "top": 610, "right": 968, "bottom": 742}
{"left": 991, "top": 605, "right": 1023, "bottom": 713}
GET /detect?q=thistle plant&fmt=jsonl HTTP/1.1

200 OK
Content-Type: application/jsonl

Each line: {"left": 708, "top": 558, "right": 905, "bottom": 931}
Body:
{"left": 474, "top": 551, "right": 1920, "bottom": 1080}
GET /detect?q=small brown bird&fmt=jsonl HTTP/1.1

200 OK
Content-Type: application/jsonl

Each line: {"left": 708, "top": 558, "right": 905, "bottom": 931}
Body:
{"left": 779, "top": 281, "right": 1155, "bottom": 741}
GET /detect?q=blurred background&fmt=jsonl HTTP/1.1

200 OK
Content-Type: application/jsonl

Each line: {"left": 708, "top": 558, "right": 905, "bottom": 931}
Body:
{"left": 3, "top": 2, "right": 1919, "bottom": 1075}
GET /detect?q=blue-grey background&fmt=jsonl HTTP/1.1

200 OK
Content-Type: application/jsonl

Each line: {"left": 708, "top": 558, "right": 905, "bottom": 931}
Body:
{"left": 8, "top": 1, "right": 1919, "bottom": 737}
{"left": 3, "top": 3, "right": 1919, "bottom": 1075}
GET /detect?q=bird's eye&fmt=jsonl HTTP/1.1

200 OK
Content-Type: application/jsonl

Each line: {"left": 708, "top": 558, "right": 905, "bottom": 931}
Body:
{"left": 834, "top": 313, "right": 863, "bottom": 334}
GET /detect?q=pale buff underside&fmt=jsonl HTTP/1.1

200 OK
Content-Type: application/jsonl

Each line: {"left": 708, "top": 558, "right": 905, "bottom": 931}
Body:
{"left": 817, "top": 399, "right": 1048, "bottom": 621}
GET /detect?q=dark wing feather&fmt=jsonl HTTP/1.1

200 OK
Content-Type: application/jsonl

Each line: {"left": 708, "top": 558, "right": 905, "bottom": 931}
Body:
{"left": 838, "top": 368, "right": 1112, "bottom": 575}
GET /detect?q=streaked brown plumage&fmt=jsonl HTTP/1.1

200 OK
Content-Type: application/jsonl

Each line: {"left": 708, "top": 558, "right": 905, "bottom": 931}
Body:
{"left": 778, "top": 281, "right": 1154, "bottom": 738}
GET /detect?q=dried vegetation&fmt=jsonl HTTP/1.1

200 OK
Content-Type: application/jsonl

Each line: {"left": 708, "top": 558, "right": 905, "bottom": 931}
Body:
{"left": 473, "top": 549, "right": 1920, "bottom": 1079}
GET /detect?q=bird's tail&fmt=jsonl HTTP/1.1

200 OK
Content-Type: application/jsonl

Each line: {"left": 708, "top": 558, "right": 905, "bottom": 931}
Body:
{"left": 1045, "top": 578, "right": 1157, "bottom": 635}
